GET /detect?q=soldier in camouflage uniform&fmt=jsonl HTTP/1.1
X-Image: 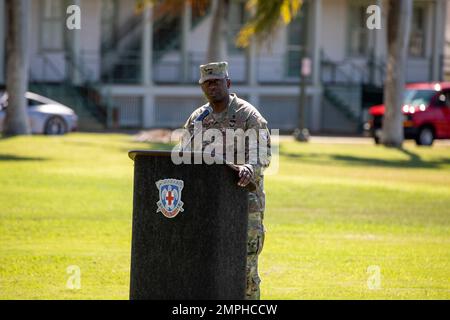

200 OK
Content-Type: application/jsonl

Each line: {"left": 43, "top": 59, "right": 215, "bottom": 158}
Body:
{"left": 182, "top": 62, "right": 271, "bottom": 300}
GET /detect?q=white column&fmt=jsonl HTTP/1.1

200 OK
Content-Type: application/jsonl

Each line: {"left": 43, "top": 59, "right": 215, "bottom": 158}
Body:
{"left": 244, "top": 3, "right": 258, "bottom": 107}
{"left": 431, "top": 0, "right": 445, "bottom": 80}
{"left": 373, "top": 0, "right": 385, "bottom": 85}
{"left": 245, "top": 2, "right": 258, "bottom": 88}
{"left": 247, "top": 38, "right": 258, "bottom": 86}
{"left": 141, "top": 4, "right": 155, "bottom": 127}
{"left": 375, "top": 0, "right": 385, "bottom": 57}
{"left": 70, "top": 0, "right": 82, "bottom": 85}
{"left": 311, "top": 0, "right": 321, "bottom": 87}
{"left": 141, "top": 4, "right": 153, "bottom": 85}
{"left": 310, "top": 0, "right": 322, "bottom": 132}
{"left": 206, "top": 0, "right": 227, "bottom": 61}
{"left": 0, "top": 0, "right": 5, "bottom": 84}
{"left": 181, "top": 2, "right": 192, "bottom": 82}
{"left": 143, "top": 93, "right": 156, "bottom": 128}
{"left": 246, "top": 28, "right": 259, "bottom": 106}
{"left": 249, "top": 92, "right": 259, "bottom": 109}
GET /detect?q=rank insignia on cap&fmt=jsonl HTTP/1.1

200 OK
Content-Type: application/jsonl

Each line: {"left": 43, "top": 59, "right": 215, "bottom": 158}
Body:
{"left": 199, "top": 61, "right": 229, "bottom": 84}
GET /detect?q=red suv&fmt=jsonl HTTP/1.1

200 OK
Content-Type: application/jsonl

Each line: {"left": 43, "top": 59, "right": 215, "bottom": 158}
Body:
{"left": 368, "top": 82, "right": 450, "bottom": 145}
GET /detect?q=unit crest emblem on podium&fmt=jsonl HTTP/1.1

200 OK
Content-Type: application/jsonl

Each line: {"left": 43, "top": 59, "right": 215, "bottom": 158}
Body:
{"left": 155, "top": 179, "right": 184, "bottom": 218}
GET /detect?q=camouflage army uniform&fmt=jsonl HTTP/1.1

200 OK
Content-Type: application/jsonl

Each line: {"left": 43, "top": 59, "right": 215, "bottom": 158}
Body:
{"left": 183, "top": 93, "right": 271, "bottom": 300}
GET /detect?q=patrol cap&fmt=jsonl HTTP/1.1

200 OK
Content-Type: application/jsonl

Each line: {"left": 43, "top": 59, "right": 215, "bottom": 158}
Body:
{"left": 198, "top": 61, "right": 229, "bottom": 84}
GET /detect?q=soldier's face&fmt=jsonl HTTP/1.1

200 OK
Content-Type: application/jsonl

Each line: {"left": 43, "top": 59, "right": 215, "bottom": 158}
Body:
{"left": 201, "top": 78, "right": 231, "bottom": 103}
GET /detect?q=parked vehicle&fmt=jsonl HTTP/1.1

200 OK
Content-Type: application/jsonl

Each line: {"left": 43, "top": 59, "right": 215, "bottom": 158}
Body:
{"left": 367, "top": 82, "right": 450, "bottom": 146}
{"left": 0, "top": 92, "right": 78, "bottom": 135}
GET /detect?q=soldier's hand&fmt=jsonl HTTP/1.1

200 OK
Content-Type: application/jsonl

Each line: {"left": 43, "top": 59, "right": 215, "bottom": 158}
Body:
{"left": 237, "top": 166, "right": 253, "bottom": 187}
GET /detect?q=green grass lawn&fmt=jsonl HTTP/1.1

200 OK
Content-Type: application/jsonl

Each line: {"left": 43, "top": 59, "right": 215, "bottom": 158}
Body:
{"left": 0, "top": 133, "right": 449, "bottom": 299}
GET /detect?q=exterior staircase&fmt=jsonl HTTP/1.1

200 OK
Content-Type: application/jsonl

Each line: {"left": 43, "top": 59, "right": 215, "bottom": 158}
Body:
{"left": 100, "top": 4, "right": 209, "bottom": 84}
{"left": 323, "top": 86, "right": 360, "bottom": 123}
{"left": 100, "top": 9, "right": 182, "bottom": 83}
{"left": 320, "top": 51, "right": 385, "bottom": 133}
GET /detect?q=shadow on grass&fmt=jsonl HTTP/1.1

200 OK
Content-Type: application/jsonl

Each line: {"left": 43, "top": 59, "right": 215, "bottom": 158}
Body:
{"left": 280, "top": 147, "right": 450, "bottom": 169}
{"left": 0, "top": 154, "right": 48, "bottom": 162}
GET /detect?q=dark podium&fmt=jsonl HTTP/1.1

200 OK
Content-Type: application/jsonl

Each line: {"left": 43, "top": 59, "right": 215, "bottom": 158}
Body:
{"left": 128, "top": 150, "right": 249, "bottom": 300}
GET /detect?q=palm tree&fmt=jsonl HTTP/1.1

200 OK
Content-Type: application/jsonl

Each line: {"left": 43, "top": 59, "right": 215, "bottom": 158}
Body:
{"left": 3, "top": 0, "right": 31, "bottom": 136}
{"left": 236, "top": 0, "right": 304, "bottom": 139}
{"left": 143, "top": 0, "right": 298, "bottom": 66}
{"left": 381, "top": 0, "right": 412, "bottom": 147}
{"left": 137, "top": 0, "right": 300, "bottom": 80}
{"left": 236, "top": 0, "right": 301, "bottom": 48}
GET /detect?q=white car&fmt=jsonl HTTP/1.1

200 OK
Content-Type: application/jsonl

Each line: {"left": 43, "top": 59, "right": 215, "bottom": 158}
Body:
{"left": 0, "top": 91, "right": 78, "bottom": 135}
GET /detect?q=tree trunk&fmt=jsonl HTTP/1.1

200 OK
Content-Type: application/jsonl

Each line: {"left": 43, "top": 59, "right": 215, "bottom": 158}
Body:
{"left": 3, "top": 0, "right": 30, "bottom": 136}
{"left": 206, "top": 0, "right": 229, "bottom": 62}
{"left": 381, "top": 0, "right": 412, "bottom": 147}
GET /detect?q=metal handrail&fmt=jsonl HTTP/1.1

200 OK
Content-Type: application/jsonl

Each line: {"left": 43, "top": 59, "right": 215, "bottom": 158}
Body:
{"left": 40, "top": 53, "right": 66, "bottom": 81}
{"left": 101, "top": 14, "right": 142, "bottom": 52}
{"left": 65, "top": 51, "right": 97, "bottom": 84}
{"left": 321, "top": 50, "right": 386, "bottom": 86}
{"left": 99, "top": 2, "right": 211, "bottom": 84}
{"left": 63, "top": 52, "right": 107, "bottom": 124}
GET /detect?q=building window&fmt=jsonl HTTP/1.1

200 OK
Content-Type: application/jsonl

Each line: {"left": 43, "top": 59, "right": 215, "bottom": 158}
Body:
{"left": 40, "top": 0, "right": 65, "bottom": 51}
{"left": 286, "top": 2, "right": 309, "bottom": 77}
{"left": 409, "top": 5, "right": 426, "bottom": 57}
{"left": 348, "top": 1, "right": 372, "bottom": 57}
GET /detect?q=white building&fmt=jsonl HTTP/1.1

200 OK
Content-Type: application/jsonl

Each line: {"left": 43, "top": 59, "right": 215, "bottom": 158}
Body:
{"left": 0, "top": 0, "right": 448, "bottom": 133}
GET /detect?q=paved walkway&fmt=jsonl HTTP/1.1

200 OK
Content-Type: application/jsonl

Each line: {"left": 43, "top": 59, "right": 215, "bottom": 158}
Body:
{"left": 279, "top": 135, "right": 450, "bottom": 146}
{"left": 121, "top": 129, "right": 450, "bottom": 146}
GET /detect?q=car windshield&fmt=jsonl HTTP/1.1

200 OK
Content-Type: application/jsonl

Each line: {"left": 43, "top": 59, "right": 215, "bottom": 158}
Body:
{"left": 404, "top": 89, "right": 435, "bottom": 106}
{"left": 0, "top": 92, "right": 63, "bottom": 109}
{"left": 27, "top": 98, "right": 42, "bottom": 107}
